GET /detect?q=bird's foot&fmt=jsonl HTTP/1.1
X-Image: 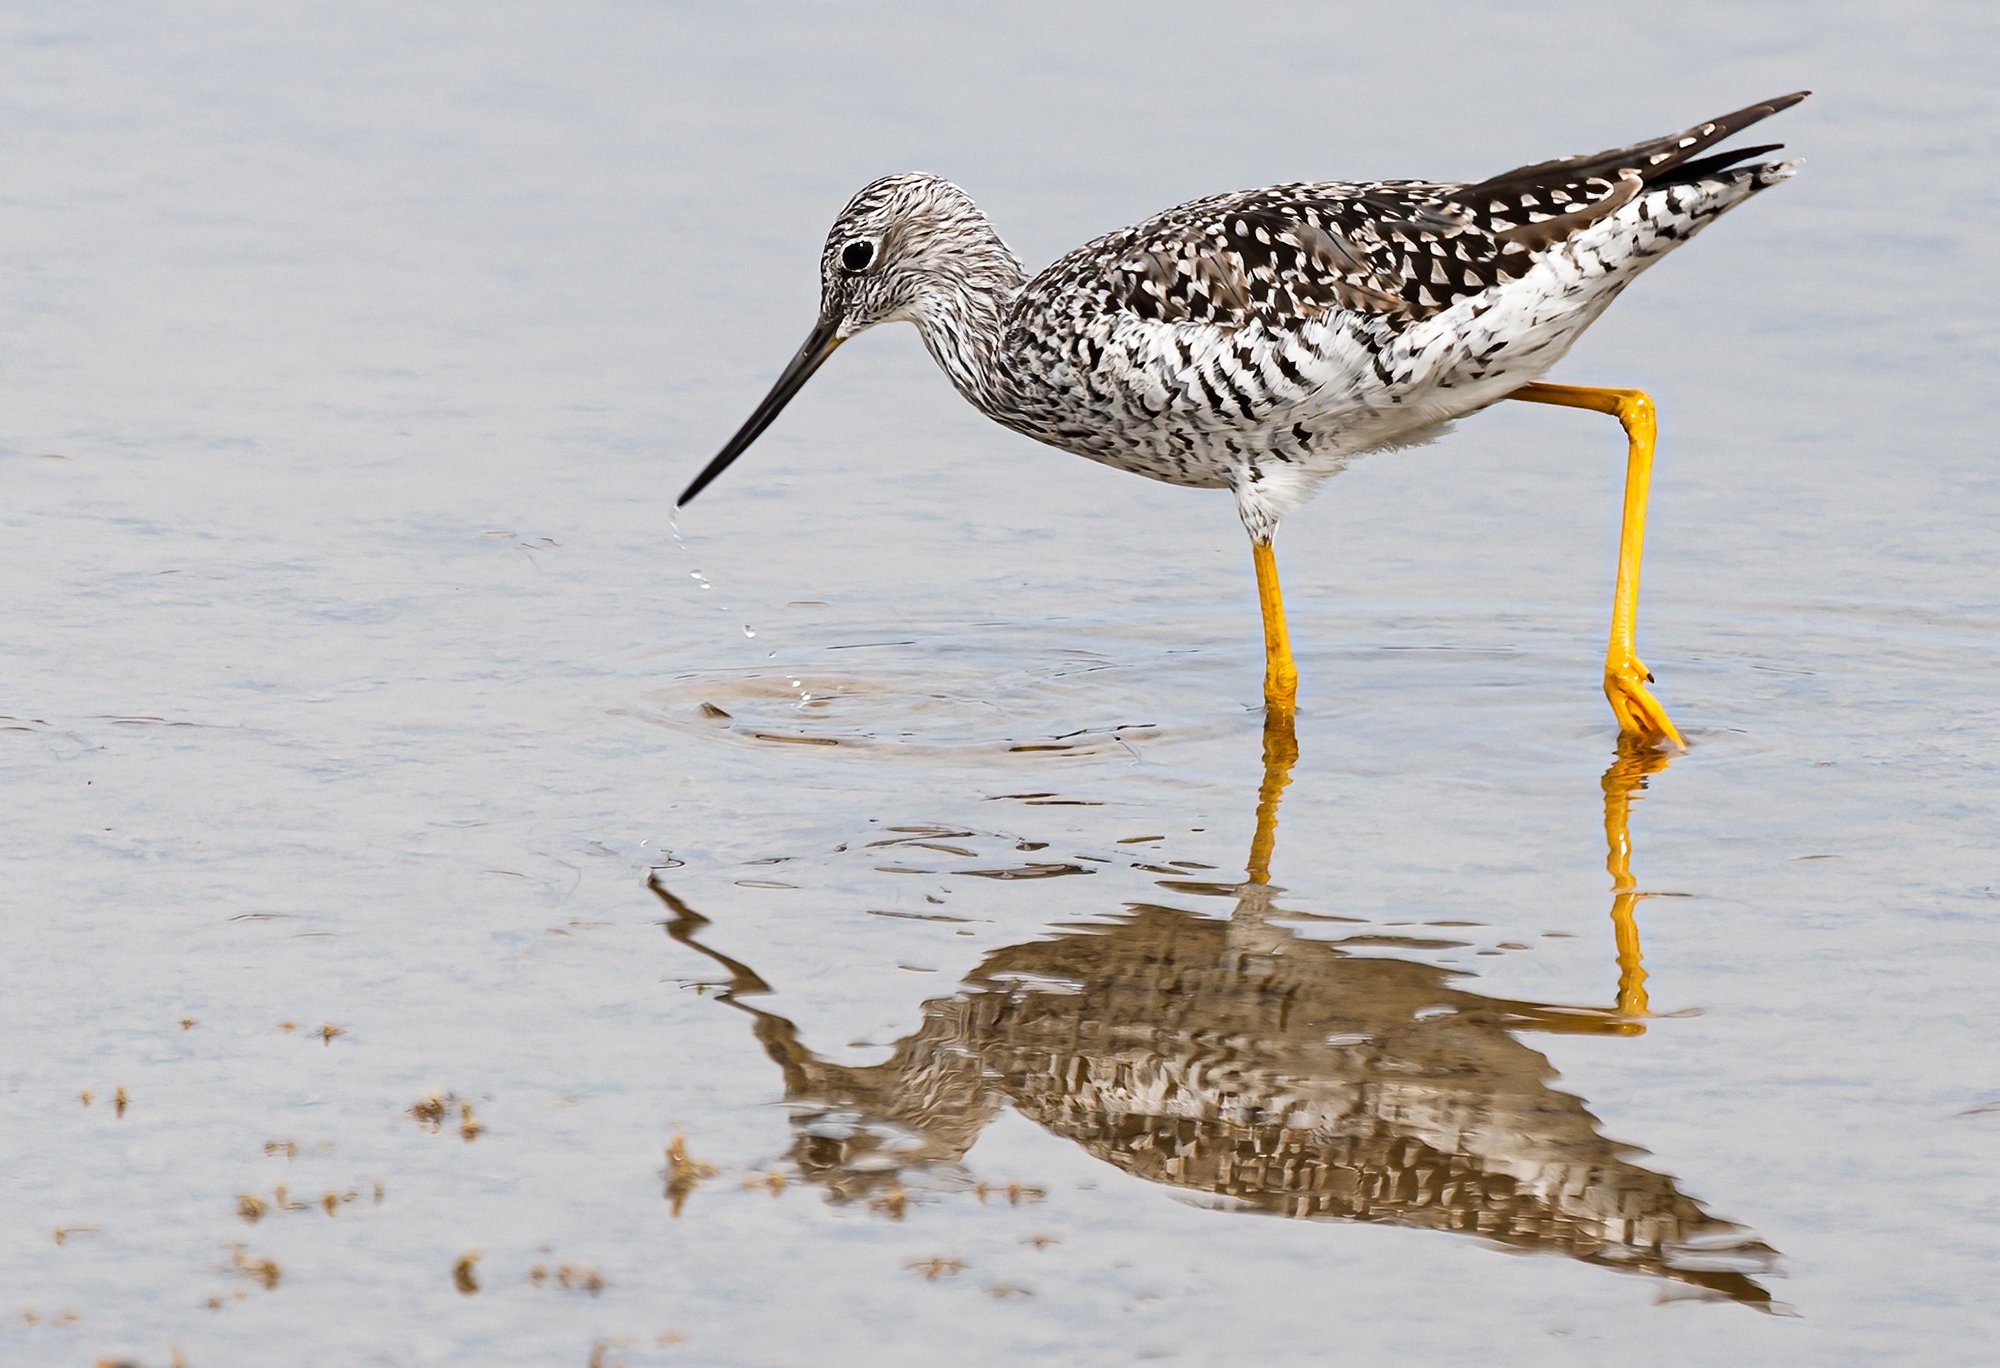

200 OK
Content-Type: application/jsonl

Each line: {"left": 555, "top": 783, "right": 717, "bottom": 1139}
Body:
{"left": 1263, "top": 670, "right": 1298, "bottom": 717}
{"left": 1604, "top": 655, "right": 1685, "bottom": 751}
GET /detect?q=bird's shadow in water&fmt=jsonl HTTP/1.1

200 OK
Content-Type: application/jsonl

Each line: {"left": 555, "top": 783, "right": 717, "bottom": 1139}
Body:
{"left": 651, "top": 724, "right": 1783, "bottom": 1310}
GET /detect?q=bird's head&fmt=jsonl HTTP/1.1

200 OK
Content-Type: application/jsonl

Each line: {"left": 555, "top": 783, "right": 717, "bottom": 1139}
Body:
{"left": 677, "top": 174, "right": 1018, "bottom": 507}
{"left": 815, "top": 173, "right": 1002, "bottom": 336}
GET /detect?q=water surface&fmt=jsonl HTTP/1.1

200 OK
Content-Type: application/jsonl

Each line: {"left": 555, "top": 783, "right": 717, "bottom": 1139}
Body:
{"left": 4, "top": 3, "right": 1998, "bottom": 1365}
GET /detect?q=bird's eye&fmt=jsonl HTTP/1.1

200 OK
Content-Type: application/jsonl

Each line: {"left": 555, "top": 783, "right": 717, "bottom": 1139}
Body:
{"left": 839, "top": 239, "right": 876, "bottom": 273}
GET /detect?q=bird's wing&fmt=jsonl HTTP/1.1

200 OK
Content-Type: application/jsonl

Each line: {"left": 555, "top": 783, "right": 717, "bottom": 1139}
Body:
{"left": 1070, "top": 181, "right": 1532, "bottom": 333}
{"left": 1104, "top": 195, "right": 1414, "bottom": 328}
{"left": 1052, "top": 91, "right": 1809, "bottom": 335}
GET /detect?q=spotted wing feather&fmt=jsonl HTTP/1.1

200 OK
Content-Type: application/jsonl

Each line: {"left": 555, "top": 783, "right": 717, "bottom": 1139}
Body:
{"left": 1112, "top": 204, "right": 1411, "bottom": 327}
{"left": 1068, "top": 91, "right": 1809, "bottom": 335}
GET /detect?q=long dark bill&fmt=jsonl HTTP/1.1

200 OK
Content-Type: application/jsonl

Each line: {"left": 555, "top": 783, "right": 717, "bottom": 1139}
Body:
{"left": 676, "top": 318, "right": 843, "bottom": 507}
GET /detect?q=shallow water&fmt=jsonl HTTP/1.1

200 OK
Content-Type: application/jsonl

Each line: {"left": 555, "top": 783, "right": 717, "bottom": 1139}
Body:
{"left": 5, "top": 3, "right": 1999, "bottom": 1365}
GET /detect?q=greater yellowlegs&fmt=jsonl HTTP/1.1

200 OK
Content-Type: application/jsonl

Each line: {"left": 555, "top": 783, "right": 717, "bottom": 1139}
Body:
{"left": 679, "top": 93, "right": 1809, "bottom": 747}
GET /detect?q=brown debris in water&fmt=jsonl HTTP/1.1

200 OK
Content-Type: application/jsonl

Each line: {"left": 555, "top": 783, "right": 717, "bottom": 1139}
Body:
{"left": 240, "top": 1182, "right": 361, "bottom": 1224}
{"left": 664, "top": 1130, "right": 716, "bottom": 1215}
{"left": 452, "top": 1250, "right": 481, "bottom": 1296}
{"left": 226, "top": 1246, "right": 282, "bottom": 1291}
{"left": 973, "top": 1180, "right": 1046, "bottom": 1206}
{"left": 529, "top": 1262, "right": 605, "bottom": 1296}
{"left": 409, "top": 1091, "right": 447, "bottom": 1129}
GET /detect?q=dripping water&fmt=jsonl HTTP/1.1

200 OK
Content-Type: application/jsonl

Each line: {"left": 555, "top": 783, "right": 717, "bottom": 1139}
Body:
{"left": 671, "top": 509, "right": 814, "bottom": 709}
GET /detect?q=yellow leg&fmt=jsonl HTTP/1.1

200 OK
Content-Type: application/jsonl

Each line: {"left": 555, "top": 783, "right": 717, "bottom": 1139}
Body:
{"left": 1509, "top": 382, "right": 1685, "bottom": 750}
{"left": 1252, "top": 538, "right": 1299, "bottom": 718}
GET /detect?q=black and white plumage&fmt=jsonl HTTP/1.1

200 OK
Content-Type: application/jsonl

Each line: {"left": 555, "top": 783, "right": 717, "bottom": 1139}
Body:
{"left": 684, "top": 93, "right": 1803, "bottom": 539}
{"left": 680, "top": 93, "right": 1807, "bottom": 733}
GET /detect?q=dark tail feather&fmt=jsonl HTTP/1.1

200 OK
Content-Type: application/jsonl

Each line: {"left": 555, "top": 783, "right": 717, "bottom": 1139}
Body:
{"left": 1662, "top": 142, "right": 1788, "bottom": 185}
{"left": 1465, "top": 91, "right": 1810, "bottom": 199}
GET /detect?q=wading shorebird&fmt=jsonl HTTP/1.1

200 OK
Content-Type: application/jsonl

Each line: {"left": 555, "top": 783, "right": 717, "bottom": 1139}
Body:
{"left": 678, "top": 93, "right": 1809, "bottom": 748}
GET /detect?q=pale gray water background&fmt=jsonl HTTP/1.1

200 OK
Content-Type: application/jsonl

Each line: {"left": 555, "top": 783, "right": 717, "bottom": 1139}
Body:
{"left": 4, "top": 2, "right": 1998, "bottom": 1364}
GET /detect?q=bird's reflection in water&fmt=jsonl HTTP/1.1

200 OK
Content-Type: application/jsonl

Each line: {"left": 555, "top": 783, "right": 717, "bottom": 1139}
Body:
{"left": 656, "top": 725, "right": 1779, "bottom": 1308}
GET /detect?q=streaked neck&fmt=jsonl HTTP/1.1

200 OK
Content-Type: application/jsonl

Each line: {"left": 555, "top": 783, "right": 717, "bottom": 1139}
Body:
{"left": 913, "top": 238, "right": 1026, "bottom": 418}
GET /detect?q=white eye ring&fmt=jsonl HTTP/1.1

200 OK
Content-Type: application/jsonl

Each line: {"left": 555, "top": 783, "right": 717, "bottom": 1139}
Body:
{"left": 839, "top": 239, "right": 876, "bottom": 273}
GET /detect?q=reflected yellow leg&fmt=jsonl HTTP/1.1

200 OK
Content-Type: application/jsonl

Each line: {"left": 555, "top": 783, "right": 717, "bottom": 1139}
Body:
{"left": 1246, "top": 710, "right": 1299, "bottom": 886}
{"left": 1252, "top": 537, "right": 1299, "bottom": 718}
{"left": 1608, "top": 891, "right": 1648, "bottom": 1017}
{"left": 1600, "top": 736, "right": 1664, "bottom": 1016}
{"left": 1483, "top": 740, "right": 1673, "bottom": 1038}
{"left": 1602, "top": 736, "right": 1674, "bottom": 1016}
{"left": 1509, "top": 382, "right": 1686, "bottom": 750}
